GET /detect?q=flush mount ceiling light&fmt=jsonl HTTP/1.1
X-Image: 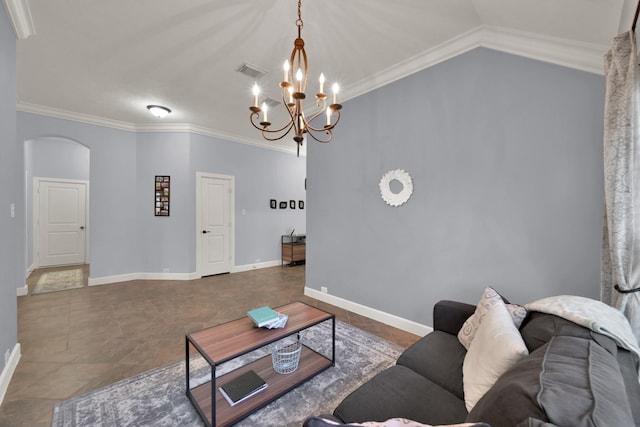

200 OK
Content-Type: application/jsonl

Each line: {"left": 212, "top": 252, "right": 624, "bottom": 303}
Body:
{"left": 248, "top": 0, "right": 342, "bottom": 156}
{"left": 147, "top": 105, "right": 171, "bottom": 118}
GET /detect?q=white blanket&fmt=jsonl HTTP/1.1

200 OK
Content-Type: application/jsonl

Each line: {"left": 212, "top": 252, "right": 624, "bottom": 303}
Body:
{"left": 525, "top": 295, "right": 640, "bottom": 381}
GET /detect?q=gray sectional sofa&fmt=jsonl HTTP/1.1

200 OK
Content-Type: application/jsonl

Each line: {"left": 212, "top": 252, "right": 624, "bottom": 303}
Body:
{"left": 306, "top": 299, "right": 640, "bottom": 427}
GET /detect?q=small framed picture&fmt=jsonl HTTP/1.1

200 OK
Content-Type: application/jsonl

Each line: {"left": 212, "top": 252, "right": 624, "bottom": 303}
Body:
{"left": 299, "top": 200, "right": 304, "bottom": 209}
{"left": 279, "top": 201, "right": 287, "bottom": 209}
{"left": 270, "top": 199, "right": 277, "bottom": 209}
{"left": 290, "top": 200, "right": 296, "bottom": 209}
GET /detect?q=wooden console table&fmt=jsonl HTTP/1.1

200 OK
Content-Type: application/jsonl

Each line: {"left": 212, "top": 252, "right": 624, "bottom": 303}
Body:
{"left": 186, "top": 301, "right": 335, "bottom": 426}
{"left": 281, "top": 234, "right": 306, "bottom": 266}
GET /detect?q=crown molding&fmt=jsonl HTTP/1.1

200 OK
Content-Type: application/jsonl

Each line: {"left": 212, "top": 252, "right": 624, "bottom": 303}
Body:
{"left": 17, "top": 102, "right": 137, "bottom": 132}
{"left": 17, "top": 102, "right": 300, "bottom": 156}
{"left": 343, "top": 25, "right": 607, "bottom": 102}
{"left": 480, "top": 26, "right": 607, "bottom": 76}
{"left": 135, "top": 123, "right": 300, "bottom": 155}
{"left": 3, "top": 0, "right": 35, "bottom": 39}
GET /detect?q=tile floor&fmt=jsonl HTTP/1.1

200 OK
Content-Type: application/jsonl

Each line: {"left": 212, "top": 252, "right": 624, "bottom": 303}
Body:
{"left": 0, "top": 265, "right": 419, "bottom": 427}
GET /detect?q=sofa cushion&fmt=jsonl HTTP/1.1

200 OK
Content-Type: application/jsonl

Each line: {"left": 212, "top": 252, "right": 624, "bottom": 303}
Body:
{"left": 618, "top": 348, "right": 640, "bottom": 425}
{"left": 467, "top": 335, "right": 636, "bottom": 427}
{"left": 303, "top": 415, "right": 490, "bottom": 427}
{"left": 462, "top": 299, "right": 528, "bottom": 411}
{"left": 304, "top": 416, "right": 490, "bottom": 427}
{"left": 397, "top": 331, "right": 466, "bottom": 399}
{"left": 458, "top": 286, "right": 527, "bottom": 350}
{"left": 519, "top": 311, "right": 592, "bottom": 352}
{"left": 333, "top": 365, "right": 468, "bottom": 425}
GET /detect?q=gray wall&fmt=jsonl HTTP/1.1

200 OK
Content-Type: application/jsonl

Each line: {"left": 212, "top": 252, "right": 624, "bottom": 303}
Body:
{"left": 190, "top": 133, "right": 306, "bottom": 267}
{"left": 0, "top": 6, "right": 18, "bottom": 370}
{"left": 17, "top": 113, "right": 139, "bottom": 279}
{"left": 136, "top": 132, "right": 192, "bottom": 273}
{"left": 25, "top": 137, "right": 90, "bottom": 268}
{"left": 16, "top": 114, "right": 307, "bottom": 280}
{"left": 307, "top": 48, "right": 605, "bottom": 326}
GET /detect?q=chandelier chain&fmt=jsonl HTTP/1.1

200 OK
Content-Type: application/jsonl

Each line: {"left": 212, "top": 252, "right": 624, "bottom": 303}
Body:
{"left": 296, "top": 0, "right": 303, "bottom": 30}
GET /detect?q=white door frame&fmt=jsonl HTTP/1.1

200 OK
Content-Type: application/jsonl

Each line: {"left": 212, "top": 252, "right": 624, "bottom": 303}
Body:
{"left": 196, "top": 172, "right": 235, "bottom": 276}
{"left": 33, "top": 177, "right": 90, "bottom": 268}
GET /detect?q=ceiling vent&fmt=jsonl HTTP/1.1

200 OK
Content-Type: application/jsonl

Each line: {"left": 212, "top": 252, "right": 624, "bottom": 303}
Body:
{"left": 236, "top": 63, "right": 267, "bottom": 79}
{"left": 264, "top": 97, "right": 280, "bottom": 108}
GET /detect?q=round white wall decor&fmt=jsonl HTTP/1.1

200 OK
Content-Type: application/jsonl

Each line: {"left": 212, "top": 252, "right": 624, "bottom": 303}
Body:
{"left": 379, "top": 169, "right": 413, "bottom": 207}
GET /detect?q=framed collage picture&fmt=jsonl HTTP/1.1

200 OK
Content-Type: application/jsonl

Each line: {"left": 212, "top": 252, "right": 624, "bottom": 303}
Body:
{"left": 155, "top": 175, "right": 170, "bottom": 216}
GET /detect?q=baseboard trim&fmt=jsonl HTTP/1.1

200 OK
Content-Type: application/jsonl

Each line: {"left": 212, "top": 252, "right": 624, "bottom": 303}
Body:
{"left": 232, "top": 260, "right": 281, "bottom": 273}
{"left": 0, "top": 343, "right": 21, "bottom": 407}
{"left": 304, "top": 287, "right": 432, "bottom": 337}
{"left": 88, "top": 261, "right": 281, "bottom": 286}
{"left": 88, "top": 271, "right": 197, "bottom": 286}
{"left": 16, "top": 284, "right": 28, "bottom": 296}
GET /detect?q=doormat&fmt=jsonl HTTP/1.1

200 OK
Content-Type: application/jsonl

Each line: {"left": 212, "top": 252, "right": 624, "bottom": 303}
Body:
{"left": 32, "top": 268, "right": 84, "bottom": 295}
{"left": 51, "top": 320, "right": 405, "bottom": 427}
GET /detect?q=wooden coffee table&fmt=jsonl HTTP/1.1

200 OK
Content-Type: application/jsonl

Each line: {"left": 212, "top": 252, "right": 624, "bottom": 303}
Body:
{"left": 186, "top": 301, "right": 335, "bottom": 427}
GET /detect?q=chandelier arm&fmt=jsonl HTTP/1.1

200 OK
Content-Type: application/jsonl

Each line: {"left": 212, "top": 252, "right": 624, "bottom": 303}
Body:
{"left": 280, "top": 88, "right": 298, "bottom": 125}
{"left": 303, "top": 109, "right": 341, "bottom": 133}
{"left": 249, "top": 111, "right": 297, "bottom": 135}
{"left": 302, "top": 108, "right": 329, "bottom": 131}
{"left": 261, "top": 123, "right": 296, "bottom": 141}
{"left": 305, "top": 128, "right": 333, "bottom": 144}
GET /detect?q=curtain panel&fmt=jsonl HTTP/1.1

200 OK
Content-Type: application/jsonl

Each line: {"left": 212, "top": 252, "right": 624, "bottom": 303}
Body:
{"left": 602, "top": 30, "right": 640, "bottom": 342}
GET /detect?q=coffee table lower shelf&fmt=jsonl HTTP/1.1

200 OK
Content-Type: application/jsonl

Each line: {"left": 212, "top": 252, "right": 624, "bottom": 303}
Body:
{"left": 188, "top": 345, "right": 333, "bottom": 426}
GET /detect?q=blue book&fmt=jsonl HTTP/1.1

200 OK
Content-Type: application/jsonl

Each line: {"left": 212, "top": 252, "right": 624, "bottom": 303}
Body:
{"left": 247, "top": 306, "right": 279, "bottom": 327}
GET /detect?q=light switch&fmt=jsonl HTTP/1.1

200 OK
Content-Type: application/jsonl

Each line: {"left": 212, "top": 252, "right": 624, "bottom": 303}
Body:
{"left": 10, "top": 203, "right": 15, "bottom": 218}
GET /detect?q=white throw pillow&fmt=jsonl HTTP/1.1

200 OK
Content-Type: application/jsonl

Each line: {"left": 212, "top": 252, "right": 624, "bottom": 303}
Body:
{"left": 462, "top": 298, "right": 529, "bottom": 411}
{"left": 458, "top": 286, "right": 527, "bottom": 350}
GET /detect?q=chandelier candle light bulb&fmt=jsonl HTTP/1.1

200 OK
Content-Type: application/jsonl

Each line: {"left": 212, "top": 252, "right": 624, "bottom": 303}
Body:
{"left": 319, "top": 73, "right": 325, "bottom": 94}
{"left": 253, "top": 83, "right": 260, "bottom": 108}
{"left": 296, "top": 68, "right": 303, "bottom": 92}
{"left": 284, "top": 60, "right": 290, "bottom": 83}
{"left": 332, "top": 83, "right": 339, "bottom": 105}
{"left": 262, "top": 102, "right": 268, "bottom": 123}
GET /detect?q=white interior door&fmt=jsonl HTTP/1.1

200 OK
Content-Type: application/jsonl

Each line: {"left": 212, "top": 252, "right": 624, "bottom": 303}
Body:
{"left": 36, "top": 178, "right": 88, "bottom": 267}
{"left": 197, "top": 173, "right": 234, "bottom": 276}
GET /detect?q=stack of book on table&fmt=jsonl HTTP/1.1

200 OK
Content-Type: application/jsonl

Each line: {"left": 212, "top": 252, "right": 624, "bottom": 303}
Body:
{"left": 219, "top": 370, "right": 268, "bottom": 406}
{"left": 247, "top": 306, "right": 288, "bottom": 329}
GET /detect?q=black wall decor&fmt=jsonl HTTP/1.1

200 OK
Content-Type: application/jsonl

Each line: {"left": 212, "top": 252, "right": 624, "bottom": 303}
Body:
{"left": 155, "top": 175, "right": 170, "bottom": 216}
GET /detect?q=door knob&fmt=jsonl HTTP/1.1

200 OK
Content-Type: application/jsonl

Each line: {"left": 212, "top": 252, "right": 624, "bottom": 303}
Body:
{"left": 80, "top": 226, "right": 85, "bottom": 230}
{"left": 202, "top": 230, "right": 209, "bottom": 234}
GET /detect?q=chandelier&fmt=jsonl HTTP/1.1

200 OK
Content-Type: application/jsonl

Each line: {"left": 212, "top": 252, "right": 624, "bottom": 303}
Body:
{"left": 249, "top": 0, "right": 342, "bottom": 156}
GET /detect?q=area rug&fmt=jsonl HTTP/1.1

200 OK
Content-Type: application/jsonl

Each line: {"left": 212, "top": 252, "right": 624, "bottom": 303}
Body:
{"left": 51, "top": 320, "right": 404, "bottom": 427}
{"left": 33, "top": 268, "right": 84, "bottom": 295}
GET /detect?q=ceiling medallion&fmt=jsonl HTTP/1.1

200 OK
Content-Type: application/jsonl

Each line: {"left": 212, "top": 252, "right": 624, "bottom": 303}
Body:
{"left": 248, "top": 0, "right": 342, "bottom": 156}
{"left": 379, "top": 169, "right": 413, "bottom": 207}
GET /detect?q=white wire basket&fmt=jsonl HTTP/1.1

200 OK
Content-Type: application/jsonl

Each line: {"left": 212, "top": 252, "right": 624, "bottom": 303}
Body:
{"left": 271, "top": 335, "right": 302, "bottom": 374}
